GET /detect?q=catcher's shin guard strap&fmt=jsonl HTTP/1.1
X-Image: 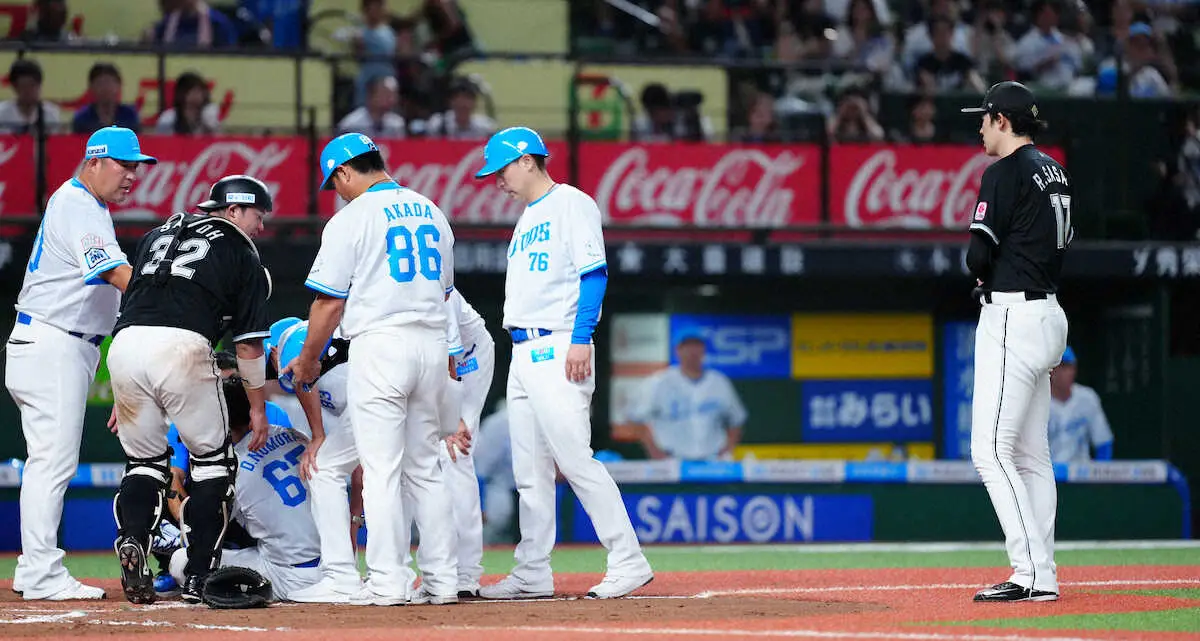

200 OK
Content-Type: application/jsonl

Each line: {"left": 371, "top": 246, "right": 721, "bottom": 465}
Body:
{"left": 189, "top": 440, "right": 236, "bottom": 483}
{"left": 125, "top": 448, "right": 173, "bottom": 486}
{"left": 180, "top": 476, "right": 234, "bottom": 577}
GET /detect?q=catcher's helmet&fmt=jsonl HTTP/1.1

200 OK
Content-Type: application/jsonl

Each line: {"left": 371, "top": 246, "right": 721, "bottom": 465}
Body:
{"left": 196, "top": 174, "right": 274, "bottom": 213}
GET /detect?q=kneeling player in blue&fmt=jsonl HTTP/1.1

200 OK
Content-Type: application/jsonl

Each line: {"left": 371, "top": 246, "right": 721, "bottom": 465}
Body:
{"left": 166, "top": 377, "right": 321, "bottom": 601}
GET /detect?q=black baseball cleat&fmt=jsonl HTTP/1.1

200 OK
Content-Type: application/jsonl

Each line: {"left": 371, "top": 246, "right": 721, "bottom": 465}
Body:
{"left": 974, "top": 582, "right": 1059, "bottom": 602}
{"left": 115, "top": 536, "right": 156, "bottom": 604}
{"left": 181, "top": 574, "right": 206, "bottom": 604}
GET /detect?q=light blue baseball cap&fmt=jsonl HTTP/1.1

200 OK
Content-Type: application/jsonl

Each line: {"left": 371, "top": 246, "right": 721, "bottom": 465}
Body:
{"left": 475, "top": 126, "right": 549, "bottom": 178}
{"left": 1061, "top": 345, "right": 1076, "bottom": 365}
{"left": 265, "top": 317, "right": 303, "bottom": 354}
{"left": 276, "top": 321, "right": 332, "bottom": 394}
{"left": 84, "top": 126, "right": 157, "bottom": 164}
{"left": 320, "top": 132, "right": 379, "bottom": 190}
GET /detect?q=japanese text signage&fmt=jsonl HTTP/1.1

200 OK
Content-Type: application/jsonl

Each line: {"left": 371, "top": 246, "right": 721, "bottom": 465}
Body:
{"left": 801, "top": 380, "right": 934, "bottom": 443}
{"left": 941, "top": 321, "right": 978, "bottom": 460}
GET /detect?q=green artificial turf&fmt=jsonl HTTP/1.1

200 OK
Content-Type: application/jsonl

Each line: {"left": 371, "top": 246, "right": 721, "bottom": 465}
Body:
{"left": 941, "top": 609, "right": 1200, "bottom": 633}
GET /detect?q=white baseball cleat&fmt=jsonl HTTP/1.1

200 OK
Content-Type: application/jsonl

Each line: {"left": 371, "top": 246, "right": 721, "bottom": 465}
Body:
{"left": 28, "top": 580, "right": 107, "bottom": 601}
{"left": 586, "top": 570, "right": 654, "bottom": 599}
{"left": 477, "top": 576, "right": 554, "bottom": 600}
{"left": 348, "top": 585, "right": 407, "bottom": 606}
{"left": 408, "top": 586, "right": 458, "bottom": 605}
{"left": 288, "top": 578, "right": 362, "bottom": 604}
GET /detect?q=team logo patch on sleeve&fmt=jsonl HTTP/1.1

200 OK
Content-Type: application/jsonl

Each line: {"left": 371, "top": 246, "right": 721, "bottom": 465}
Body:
{"left": 84, "top": 247, "right": 110, "bottom": 269}
{"left": 80, "top": 233, "right": 104, "bottom": 249}
{"left": 974, "top": 202, "right": 988, "bottom": 221}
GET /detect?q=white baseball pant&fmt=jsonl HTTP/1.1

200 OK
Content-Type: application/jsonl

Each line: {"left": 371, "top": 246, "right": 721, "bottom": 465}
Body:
{"left": 506, "top": 333, "right": 649, "bottom": 590}
{"left": 403, "top": 334, "right": 494, "bottom": 591}
{"left": 971, "top": 292, "right": 1069, "bottom": 594}
{"left": 106, "top": 327, "right": 229, "bottom": 481}
{"left": 347, "top": 327, "right": 455, "bottom": 600}
{"left": 5, "top": 316, "right": 102, "bottom": 598}
{"left": 168, "top": 547, "right": 321, "bottom": 601}
{"left": 304, "top": 407, "right": 362, "bottom": 589}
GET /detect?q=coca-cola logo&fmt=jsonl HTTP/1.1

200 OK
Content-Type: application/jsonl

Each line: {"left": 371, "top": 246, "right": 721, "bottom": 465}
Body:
{"left": 843, "top": 149, "right": 995, "bottom": 228}
{"left": 375, "top": 143, "right": 523, "bottom": 224}
{"left": 0, "top": 141, "right": 16, "bottom": 213}
{"left": 119, "top": 142, "right": 293, "bottom": 220}
{"left": 593, "top": 147, "right": 805, "bottom": 227}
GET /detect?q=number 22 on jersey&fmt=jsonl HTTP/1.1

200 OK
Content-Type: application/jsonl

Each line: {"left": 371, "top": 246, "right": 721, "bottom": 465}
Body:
{"left": 386, "top": 223, "right": 441, "bottom": 283}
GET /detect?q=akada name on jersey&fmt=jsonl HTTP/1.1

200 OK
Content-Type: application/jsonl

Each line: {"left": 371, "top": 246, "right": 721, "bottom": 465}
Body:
{"left": 384, "top": 201, "right": 435, "bottom": 222}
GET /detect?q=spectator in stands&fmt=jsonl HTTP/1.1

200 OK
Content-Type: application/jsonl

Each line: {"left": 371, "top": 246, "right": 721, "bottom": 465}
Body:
{"left": 71, "top": 63, "right": 140, "bottom": 134}
{"left": 900, "top": 0, "right": 973, "bottom": 71}
{"left": 353, "top": 0, "right": 398, "bottom": 107}
{"left": 916, "top": 17, "right": 987, "bottom": 93}
{"left": 1095, "top": 23, "right": 1174, "bottom": 98}
{"left": 628, "top": 332, "right": 748, "bottom": 462}
{"left": 831, "top": 0, "right": 895, "bottom": 74}
{"left": 239, "top": 0, "right": 308, "bottom": 49}
{"left": 155, "top": 72, "right": 221, "bottom": 135}
{"left": 782, "top": 0, "right": 837, "bottom": 61}
{"left": 23, "top": 0, "right": 77, "bottom": 44}
{"left": 337, "top": 75, "right": 406, "bottom": 139}
{"left": 1048, "top": 346, "right": 1114, "bottom": 463}
{"left": 703, "top": 0, "right": 777, "bottom": 58}
{"left": 732, "top": 91, "right": 781, "bottom": 143}
{"left": 0, "top": 59, "right": 61, "bottom": 134}
{"left": 1013, "top": 0, "right": 1084, "bottom": 91}
{"left": 146, "top": 0, "right": 239, "bottom": 48}
{"left": 891, "top": 93, "right": 938, "bottom": 143}
{"left": 426, "top": 77, "right": 496, "bottom": 140}
{"left": 971, "top": 0, "right": 1016, "bottom": 82}
{"left": 414, "top": 0, "right": 477, "bottom": 63}
{"left": 827, "top": 87, "right": 884, "bottom": 142}
{"left": 823, "top": 0, "right": 891, "bottom": 28}
{"left": 632, "top": 83, "right": 677, "bottom": 142}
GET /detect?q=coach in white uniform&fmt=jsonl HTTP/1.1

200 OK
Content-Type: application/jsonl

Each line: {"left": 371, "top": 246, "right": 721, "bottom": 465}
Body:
{"left": 6, "top": 127, "right": 155, "bottom": 601}
{"left": 1048, "top": 346, "right": 1113, "bottom": 463}
{"left": 474, "top": 126, "right": 653, "bottom": 601}
{"left": 285, "top": 132, "right": 458, "bottom": 606}
{"left": 629, "top": 331, "right": 747, "bottom": 461}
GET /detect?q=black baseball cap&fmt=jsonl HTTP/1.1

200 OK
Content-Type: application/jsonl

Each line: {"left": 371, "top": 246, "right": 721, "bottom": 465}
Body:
{"left": 960, "top": 81, "right": 1040, "bottom": 121}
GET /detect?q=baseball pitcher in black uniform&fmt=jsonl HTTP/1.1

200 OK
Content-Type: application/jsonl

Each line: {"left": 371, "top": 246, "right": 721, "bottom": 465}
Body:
{"left": 962, "top": 82, "right": 1072, "bottom": 603}
{"left": 107, "top": 175, "right": 275, "bottom": 605}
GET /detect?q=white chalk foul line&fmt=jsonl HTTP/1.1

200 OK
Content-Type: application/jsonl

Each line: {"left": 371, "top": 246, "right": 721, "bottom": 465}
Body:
{"left": 0, "top": 610, "right": 87, "bottom": 624}
{"left": 696, "top": 578, "right": 1200, "bottom": 598}
{"left": 648, "top": 540, "right": 1200, "bottom": 555}
{"left": 438, "top": 624, "right": 1108, "bottom": 641}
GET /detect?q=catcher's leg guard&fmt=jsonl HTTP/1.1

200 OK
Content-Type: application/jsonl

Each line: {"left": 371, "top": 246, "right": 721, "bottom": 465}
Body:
{"left": 114, "top": 448, "right": 172, "bottom": 604}
{"left": 181, "top": 440, "right": 236, "bottom": 578}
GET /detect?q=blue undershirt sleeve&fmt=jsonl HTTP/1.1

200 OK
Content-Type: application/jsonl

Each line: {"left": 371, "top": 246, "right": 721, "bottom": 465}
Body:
{"left": 1094, "top": 442, "right": 1113, "bottom": 461}
{"left": 572, "top": 267, "right": 608, "bottom": 345}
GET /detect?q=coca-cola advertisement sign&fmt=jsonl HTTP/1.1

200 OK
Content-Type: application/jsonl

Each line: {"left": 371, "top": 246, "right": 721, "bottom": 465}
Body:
{"left": 44, "top": 135, "right": 310, "bottom": 220}
{"left": 831, "top": 144, "right": 1066, "bottom": 228}
{"left": 577, "top": 142, "right": 821, "bottom": 227}
{"left": 0, "top": 136, "right": 36, "bottom": 216}
{"left": 318, "top": 138, "right": 569, "bottom": 222}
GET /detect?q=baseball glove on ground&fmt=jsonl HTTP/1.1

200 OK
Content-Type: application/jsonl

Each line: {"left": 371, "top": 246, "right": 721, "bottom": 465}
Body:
{"left": 202, "top": 566, "right": 273, "bottom": 609}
